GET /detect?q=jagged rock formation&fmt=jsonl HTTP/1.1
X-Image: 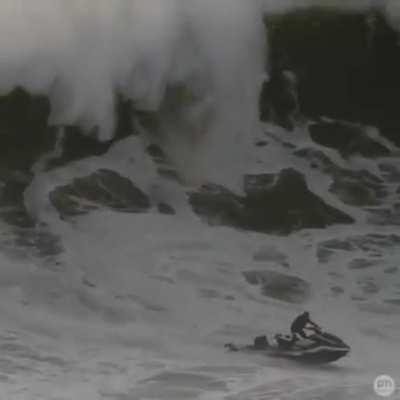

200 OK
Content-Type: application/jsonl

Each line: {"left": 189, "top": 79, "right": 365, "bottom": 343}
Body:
{"left": 189, "top": 168, "right": 353, "bottom": 234}
{"left": 50, "top": 169, "right": 151, "bottom": 218}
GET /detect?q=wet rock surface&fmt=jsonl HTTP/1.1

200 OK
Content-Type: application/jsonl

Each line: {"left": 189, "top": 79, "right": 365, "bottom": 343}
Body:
{"left": 190, "top": 168, "right": 353, "bottom": 235}
{"left": 0, "top": 88, "right": 55, "bottom": 172}
{"left": 294, "top": 148, "right": 387, "bottom": 206}
{"left": 157, "top": 202, "right": 176, "bottom": 215}
{"left": 259, "top": 69, "right": 299, "bottom": 131}
{"left": 50, "top": 169, "right": 151, "bottom": 218}
{"left": 243, "top": 270, "right": 310, "bottom": 303}
{"left": 309, "top": 121, "right": 391, "bottom": 158}
{"left": 265, "top": 8, "right": 400, "bottom": 146}
{"left": 348, "top": 258, "right": 380, "bottom": 270}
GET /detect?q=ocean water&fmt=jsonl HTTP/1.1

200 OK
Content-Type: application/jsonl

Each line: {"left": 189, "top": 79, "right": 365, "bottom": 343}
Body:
{"left": 0, "top": 1, "right": 399, "bottom": 399}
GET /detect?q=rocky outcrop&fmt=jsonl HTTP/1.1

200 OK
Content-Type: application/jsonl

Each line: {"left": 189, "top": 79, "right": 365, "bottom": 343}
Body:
{"left": 0, "top": 88, "right": 54, "bottom": 172}
{"left": 259, "top": 69, "right": 299, "bottom": 131}
{"left": 294, "top": 148, "right": 386, "bottom": 206}
{"left": 264, "top": 8, "right": 400, "bottom": 146}
{"left": 50, "top": 169, "right": 151, "bottom": 218}
{"left": 309, "top": 121, "right": 391, "bottom": 158}
{"left": 49, "top": 97, "right": 135, "bottom": 169}
{"left": 243, "top": 270, "right": 310, "bottom": 303}
{"left": 189, "top": 168, "right": 353, "bottom": 234}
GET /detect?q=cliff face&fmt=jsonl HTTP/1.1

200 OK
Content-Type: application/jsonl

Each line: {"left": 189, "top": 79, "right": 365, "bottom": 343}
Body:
{"left": 262, "top": 8, "right": 400, "bottom": 145}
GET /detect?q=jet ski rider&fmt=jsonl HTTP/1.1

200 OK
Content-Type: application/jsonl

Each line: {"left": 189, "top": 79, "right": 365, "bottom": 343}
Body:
{"left": 291, "top": 311, "right": 320, "bottom": 340}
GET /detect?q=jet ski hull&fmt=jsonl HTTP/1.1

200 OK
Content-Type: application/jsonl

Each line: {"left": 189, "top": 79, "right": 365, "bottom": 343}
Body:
{"left": 225, "top": 345, "right": 349, "bottom": 364}
{"left": 266, "top": 346, "right": 350, "bottom": 364}
{"left": 225, "top": 331, "right": 350, "bottom": 364}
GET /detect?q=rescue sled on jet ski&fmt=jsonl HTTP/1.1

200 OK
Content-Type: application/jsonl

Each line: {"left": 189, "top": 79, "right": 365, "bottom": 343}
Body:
{"left": 225, "top": 327, "right": 350, "bottom": 364}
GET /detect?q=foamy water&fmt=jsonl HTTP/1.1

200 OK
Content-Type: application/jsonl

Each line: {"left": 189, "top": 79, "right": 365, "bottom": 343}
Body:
{"left": 0, "top": 1, "right": 399, "bottom": 398}
{"left": 0, "top": 120, "right": 398, "bottom": 398}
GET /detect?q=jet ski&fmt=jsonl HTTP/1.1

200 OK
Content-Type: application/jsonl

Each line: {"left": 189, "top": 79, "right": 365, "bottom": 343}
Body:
{"left": 225, "top": 327, "right": 350, "bottom": 364}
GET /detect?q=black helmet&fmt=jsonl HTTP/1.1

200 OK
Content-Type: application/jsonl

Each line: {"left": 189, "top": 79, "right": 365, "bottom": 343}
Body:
{"left": 303, "top": 311, "right": 310, "bottom": 318}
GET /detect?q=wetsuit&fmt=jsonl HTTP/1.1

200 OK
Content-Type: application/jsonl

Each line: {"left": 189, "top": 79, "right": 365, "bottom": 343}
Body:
{"left": 290, "top": 313, "right": 318, "bottom": 339}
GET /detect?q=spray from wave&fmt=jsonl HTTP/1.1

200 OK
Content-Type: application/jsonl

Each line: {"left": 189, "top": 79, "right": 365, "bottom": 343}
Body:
{"left": 0, "top": 0, "right": 267, "bottom": 186}
{"left": 2, "top": 0, "right": 400, "bottom": 184}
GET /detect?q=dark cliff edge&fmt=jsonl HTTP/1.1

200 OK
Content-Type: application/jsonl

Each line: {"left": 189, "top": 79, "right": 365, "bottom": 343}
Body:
{"left": 262, "top": 7, "right": 400, "bottom": 146}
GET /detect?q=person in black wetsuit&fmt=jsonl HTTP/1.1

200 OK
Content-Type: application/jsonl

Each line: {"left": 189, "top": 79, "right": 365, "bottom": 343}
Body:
{"left": 290, "top": 311, "right": 320, "bottom": 340}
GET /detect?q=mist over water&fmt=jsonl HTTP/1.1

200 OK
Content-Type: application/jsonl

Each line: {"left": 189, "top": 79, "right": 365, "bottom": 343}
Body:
{"left": 1, "top": 0, "right": 400, "bottom": 183}
{"left": 0, "top": 0, "right": 268, "bottom": 185}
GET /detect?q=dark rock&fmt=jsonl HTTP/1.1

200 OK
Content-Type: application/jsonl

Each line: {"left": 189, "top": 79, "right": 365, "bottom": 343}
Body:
{"left": 49, "top": 97, "right": 135, "bottom": 169}
{"left": 259, "top": 70, "right": 299, "bottom": 130}
{"left": 309, "top": 121, "right": 390, "bottom": 158}
{"left": 316, "top": 247, "right": 336, "bottom": 264}
{"left": 379, "top": 163, "right": 400, "bottom": 182}
{"left": 0, "top": 88, "right": 55, "bottom": 172}
{"left": 255, "top": 140, "right": 268, "bottom": 147}
{"left": 294, "top": 148, "right": 386, "bottom": 206}
{"left": 253, "top": 335, "right": 269, "bottom": 349}
{"left": 243, "top": 173, "right": 276, "bottom": 196}
{"left": 0, "top": 87, "right": 136, "bottom": 171}
{"left": 189, "top": 168, "right": 353, "bottom": 234}
{"left": 264, "top": 8, "right": 400, "bottom": 146}
{"left": 241, "top": 169, "right": 354, "bottom": 233}
{"left": 0, "top": 170, "right": 35, "bottom": 228}
{"left": 189, "top": 183, "right": 244, "bottom": 228}
{"left": 348, "top": 258, "right": 380, "bottom": 270}
{"left": 157, "top": 202, "right": 175, "bottom": 215}
{"left": 330, "top": 179, "right": 386, "bottom": 207}
{"left": 331, "top": 286, "right": 345, "bottom": 295}
{"left": 243, "top": 270, "right": 310, "bottom": 303}
{"left": 50, "top": 169, "right": 150, "bottom": 218}
{"left": 48, "top": 127, "right": 113, "bottom": 169}
{"left": 318, "top": 234, "right": 400, "bottom": 264}
{"left": 146, "top": 144, "right": 167, "bottom": 163}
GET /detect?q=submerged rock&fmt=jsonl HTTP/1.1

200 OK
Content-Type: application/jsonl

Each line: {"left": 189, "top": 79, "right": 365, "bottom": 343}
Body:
{"left": 190, "top": 168, "right": 353, "bottom": 234}
{"left": 50, "top": 169, "right": 151, "bottom": 218}
{"left": 243, "top": 270, "right": 310, "bottom": 303}
{"left": 252, "top": 246, "right": 289, "bottom": 268}
{"left": 157, "top": 202, "right": 175, "bottom": 215}
{"left": 348, "top": 258, "right": 380, "bottom": 270}
{"left": 318, "top": 233, "right": 400, "bottom": 263}
{"left": 309, "top": 121, "right": 390, "bottom": 158}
